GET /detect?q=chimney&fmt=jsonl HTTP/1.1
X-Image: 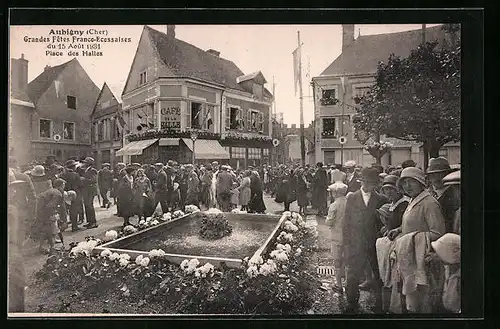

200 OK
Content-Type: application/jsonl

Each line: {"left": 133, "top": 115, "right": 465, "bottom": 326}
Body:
{"left": 44, "top": 64, "right": 51, "bottom": 71}
{"left": 10, "top": 53, "right": 29, "bottom": 98}
{"left": 342, "top": 24, "right": 355, "bottom": 51}
{"left": 206, "top": 49, "right": 220, "bottom": 57}
{"left": 166, "top": 25, "right": 175, "bottom": 38}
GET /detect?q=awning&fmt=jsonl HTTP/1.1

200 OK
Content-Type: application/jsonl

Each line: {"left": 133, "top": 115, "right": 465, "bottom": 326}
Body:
{"left": 181, "top": 138, "right": 230, "bottom": 160}
{"left": 115, "top": 139, "right": 158, "bottom": 156}
{"left": 159, "top": 138, "right": 180, "bottom": 146}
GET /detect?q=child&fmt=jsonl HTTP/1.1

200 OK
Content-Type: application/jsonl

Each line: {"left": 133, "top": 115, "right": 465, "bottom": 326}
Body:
{"left": 325, "top": 182, "right": 348, "bottom": 294}
{"left": 429, "top": 233, "right": 461, "bottom": 313}
{"left": 64, "top": 190, "right": 82, "bottom": 232}
{"left": 230, "top": 182, "right": 240, "bottom": 210}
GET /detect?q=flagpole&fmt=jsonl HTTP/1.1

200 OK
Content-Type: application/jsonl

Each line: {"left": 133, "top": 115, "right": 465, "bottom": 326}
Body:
{"left": 298, "top": 31, "right": 306, "bottom": 167}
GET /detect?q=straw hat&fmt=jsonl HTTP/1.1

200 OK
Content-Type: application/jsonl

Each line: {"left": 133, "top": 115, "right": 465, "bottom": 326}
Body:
{"left": 30, "top": 165, "right": 46, "bottom": 177}
{"left": 443, "top": 170, "right": 460, "bottom": 186}
{"left": 328, "top": 182, "right": 348, "bottom": 195}
{"left": 427, "top": 157, "right": 452, "bottom": 174}
{"left": 83, "top": 157, "right": 95, "bottom": 164}
{"left": 344, "top": 160, "right": 356, "bottom": 168}
{"left": 431, "top": 233, "right": 460, "bottom": 264}
{"left": 397, "top": 167, "right": 426, "bottom": 189}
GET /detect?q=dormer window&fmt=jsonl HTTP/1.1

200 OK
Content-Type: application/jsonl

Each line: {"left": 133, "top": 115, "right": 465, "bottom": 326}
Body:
{"left": 139, "top": 71, "right": 147, "bottom": 85}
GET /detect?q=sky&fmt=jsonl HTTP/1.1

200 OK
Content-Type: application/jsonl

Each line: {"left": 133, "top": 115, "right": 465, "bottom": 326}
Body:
{"left": 10, "top": 24, "right": 441, "bottom": 126}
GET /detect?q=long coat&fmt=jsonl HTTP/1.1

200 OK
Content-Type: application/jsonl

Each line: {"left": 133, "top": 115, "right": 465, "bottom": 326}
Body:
{"left": 432, "top": 186, "right": 459, "bottom": 233}
{"left": 400, "top": 190, "right": 446, "bottom": 242}
{"left": 117, "top": 175, "right": 134, "bottom": 218}
{"left": 186, "top": 172, "right": 200, "bottom": 205}
{"left": 342, "top": 189, "right": 387, "bottom": 265}
{"left": 296, "top": 174, "right": 309, "bottom": 207}
{"left": 31, "top": 176, "right": 53, "bottom": 197}
{"left": 248, "top": 174, "right": 266, "bottom": 213}
{"left": 238, "top": 176, "right": 252, "bottom": 206}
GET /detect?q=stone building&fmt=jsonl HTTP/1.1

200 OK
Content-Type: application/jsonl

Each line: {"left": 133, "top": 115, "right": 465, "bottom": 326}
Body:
{"left": 312, "top": 24, "right": 460, "bottom": 167}
{"left": 90, "top": 83, "right": 123, "bottom": 168}
{"left": 116, "top": 25, "right": 273, "bottom": 168}
{"left": 27, "top": 58, "right": 100, "bottom": 163}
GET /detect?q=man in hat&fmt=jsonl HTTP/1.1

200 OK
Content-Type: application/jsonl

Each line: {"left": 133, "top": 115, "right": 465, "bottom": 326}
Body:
{"left": 313, "top": 162, "right": 329, "bottom": 216}
{"left": 60, "top": 159, "right": 84, "bottom": 231}
{"left": 427, "top": 157, "right": 459, "bottom": 233}
{"left": 344, "top": 160, "right": 361, "bottom": 194}
{"left": 401, "top": 159, "right": 417, "bottom": 169}
{"left": 342, "top": 167, "right": 388, "bottom": 313}
{"left": 98, "top": 163, "right": 113, "bottom": 209}
{"left": 9, "top": 157, "right": 36, "bottom": 226}
{"left": 81, "top": 157, "right": 98, "bottom": 229}
{"left": 153, "top": 162, "right": 169, "bottom": 214}
{"left": 215, "top": 165, "right": 233, "bottom": 212}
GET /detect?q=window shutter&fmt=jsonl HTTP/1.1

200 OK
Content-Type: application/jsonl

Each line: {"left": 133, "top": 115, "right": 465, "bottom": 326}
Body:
{"left": 259, "top": 112, "right": 264, "bottom": 132}
{"left": 185, "top": 102, "right": 191, "bottom": 129}
{"left": 247, "top": 109, "right": 252, "bottom": 132}
{"left": 91, "top": 123, "right": 95, "bottom": 143}
{"left": 225, "top": 106, "right": 230, "bottom": 130}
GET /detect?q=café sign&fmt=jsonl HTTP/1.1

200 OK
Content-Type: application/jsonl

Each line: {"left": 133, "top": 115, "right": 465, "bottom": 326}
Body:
{"left": 160, "top": 105, "right": 181, "bottom": 130}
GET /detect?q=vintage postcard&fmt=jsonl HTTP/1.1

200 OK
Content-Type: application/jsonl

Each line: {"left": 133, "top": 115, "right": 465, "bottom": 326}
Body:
{"left": 8, "top": 18, "right": 464, "bottom": 317}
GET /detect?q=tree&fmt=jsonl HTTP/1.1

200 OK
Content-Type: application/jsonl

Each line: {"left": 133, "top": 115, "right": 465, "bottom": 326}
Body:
{"left": 353, "top": 39, "right": 461, "bottom": 170}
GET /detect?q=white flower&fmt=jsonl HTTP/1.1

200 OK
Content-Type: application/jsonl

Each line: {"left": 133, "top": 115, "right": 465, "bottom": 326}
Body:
{"left": 270, "top": 249, "right": 289, "bottom": 262}
{"left": 194, "top": 263, "right": 215, "bottom": 278}
{"left": 139, "top": 220, "right": 146, "bottom": 225}
{"left": 104, "top": 230, "right": 118, "bottom": 241}
{"left": 119, "top": 253, "right": 131, "bottom": 261}
{"left": 206, "top": 208, "right": 223, "bottom": 214}
{"left": 295, "top": 248, "right": 302, "bottom": 257}
{"left": 148, "top": 249, "right": 166, "bottom": 258}
{"left": 283, "top": 221, "right": 299, "bottom": 232}
{"left": 282, "top": 211, "right": 292, "bottom": 217}
{"left": 123, "top": 225, "right": 138, "bottom": 234}
{"left": 140, "top": 257, "right": 150, "bottom": 267}
{"left": 246, "top": 265, "right": 259, "bottom": 278}
{"left": 173, "top": 210, "right": 185, "bottom": 218}
{"left": 119, "top": 258, "right": 129, "bottom": 267}
{"left": 185, "top": 205, "right": 200, "bottom": 213}
{"left": 135, "top": 254, "right": 144, "bottom": 265}
{"left": 109, "top": 252, "right": 120, "bottom": 261}
{"left": 100, "top": 249, "right": 112, "bottom": 258}
{"left": 151, "top": 220, "right": 159, "bottom": 226}
{"left": 184, "top": 258, "right": 200, "bottom": 274}
{"left": 180, "top": 259, "right": 189, "bottom": 270}
{"left": 70, "top": 239, "right": 99, "bottom": 256}
{"left": 284, "top": 244, "right": 292, "bottom": 253}
{"left": 249, "top": 256, "right": 263, "bottom": 266}
{"left": 291, "top": 212, "right": 299, "bottom": 219}
{"left": 231, "top": 208, "right": 241, "bottom": 214}
{"left": 195, "top": 270, "right": 201, "bottom": 278}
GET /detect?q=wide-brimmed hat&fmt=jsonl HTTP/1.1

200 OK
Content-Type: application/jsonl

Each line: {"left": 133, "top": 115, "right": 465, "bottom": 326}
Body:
{"left": 379, "top": 172, "right": 388, "bottom": 180}
{"left": 30, "top": 165, "right": 46, "bottom": 177}
{"left": 125, "top": 166, "right": 136, "bottom": 174}
{"left": 65, "top": 159, "right": 76, "bottom": 168}
{"left": 344, "top": 160, "right": 356, "bottom": 168}
{"left": 401, "top": 159, "right": 417, "bottom": 169}
{"left": 132, "top": 162, "right": 141, "bottom": 168}
{"left": 427, "top": 157, "right": 452, "bottom": 174}
{"left": 443, "top": 170, "right": 460, "bottom": 186}
{"left": 360, "top": 167, "right": 379, "bottom": 183}
{"left": 431, "top": 233, "right": 460, "bottom": 264}
{"left": 381, "top": 175, "right": 399, "bottom": 190}
{"left": 154, "top": 162, "right": 164, "bottom": 167}
{"left": 397, "top": 167, "right": 426, "bottom": 189}
{"left": 328, "top": 182, "right": 348, "bottom": 195}
{"left": 102, "top": 163, "right": 111, "bottom": 168}
{"left": 83, "top": 157, "right": 95, "bottom": 164}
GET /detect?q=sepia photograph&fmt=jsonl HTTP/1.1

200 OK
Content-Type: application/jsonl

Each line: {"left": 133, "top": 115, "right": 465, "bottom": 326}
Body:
{"left": 8, "top": 10, "right": 470, "bottom": 317}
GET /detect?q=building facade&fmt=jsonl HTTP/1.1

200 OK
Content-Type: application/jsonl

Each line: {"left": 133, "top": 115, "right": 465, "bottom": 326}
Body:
{"left": 27, "top": 58, "right": 100, "bottom": 163}
{"left": 10, "top": 54, "right": 35, "bottom": 168}
{"left": 91, "top": 83, "right": 123, "bottom": 168}
{"left": 117, "top": 25, "right": 273, "bottom": 168}
{"left": 312, "top": 25, "right": 461, "bottom": 167}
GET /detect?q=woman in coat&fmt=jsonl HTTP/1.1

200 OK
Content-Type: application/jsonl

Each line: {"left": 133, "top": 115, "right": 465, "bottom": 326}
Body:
{"left": 117, "top": 167, "right": 135, "bottom": 226}
{"left": 111, "top": 163, "right": 126, "bottom": 215}
{"left": 238, "top": 170, "right": 252, "bottom": 211}
{"left": 248, "top": 171, "right": 266, "bottom": 214}
{"left": 296, "top": 168, "right": 309, "bottom": 215}
{"left": 200, "top": 166, "right": 214, "bottom": 209}
{"left": 133, "top": 168, "right": 152, "bottom": 221}
{"left": 185, "top": 164, "right": 200, "bottom": 207}
{"left": 387, "top": 167, "right": 446, "bottom": 313}
{"left": 29, "top": 165, "right": 53, "bottom": 197}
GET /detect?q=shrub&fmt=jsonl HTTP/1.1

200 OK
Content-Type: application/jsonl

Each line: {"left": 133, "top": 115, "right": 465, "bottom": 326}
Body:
{"left": 198, "top": 213, "right": 233, "bottom": 240}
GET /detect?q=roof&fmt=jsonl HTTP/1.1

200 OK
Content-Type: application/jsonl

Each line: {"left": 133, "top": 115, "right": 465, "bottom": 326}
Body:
{"left": 145, "top": 26, "right": 273, "bottom": 99}
{"left": 92, "top": 82, "right": 121, "bottom": 118}
{"left": 237, "top": 71, "right": 267, "bottom": 84}
{"left": 320, "top": 25, "right": 451, "bottom": 76}
{"left": 27, "top": 58, "right": 74, "bottom": 103}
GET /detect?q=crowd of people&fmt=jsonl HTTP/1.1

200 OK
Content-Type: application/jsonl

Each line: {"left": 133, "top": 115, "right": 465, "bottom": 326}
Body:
{"left": 8, "top": 154, "right": 461, "bottom": 315}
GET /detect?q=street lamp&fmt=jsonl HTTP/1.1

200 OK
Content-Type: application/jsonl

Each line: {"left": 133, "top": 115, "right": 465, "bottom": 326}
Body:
{"left": 190, "top": 129, "right": 199, "bottom": 164}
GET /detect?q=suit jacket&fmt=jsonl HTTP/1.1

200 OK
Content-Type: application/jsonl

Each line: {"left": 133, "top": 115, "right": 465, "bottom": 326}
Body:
{"left": 346, "top": 172, "right": 361, "bottom": 193}
{"left": 217, "top": 171, "right": 234, "bottom": 195}
{"left": 61, "top": 169, "right": 82, "bottom": 193}
{"left": 342, "top": 189, "right": 388, "bottom": 264}
{"left": 155, "top": 169, "right": 168, "bottom": 193}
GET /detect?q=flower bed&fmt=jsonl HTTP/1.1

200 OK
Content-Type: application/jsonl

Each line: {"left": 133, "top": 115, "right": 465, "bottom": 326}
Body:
{"left": 198, "top": 210, "right": 233, "bottom": 240}
{"left": 31, "top": 211, "right": 319, "bottom": 315}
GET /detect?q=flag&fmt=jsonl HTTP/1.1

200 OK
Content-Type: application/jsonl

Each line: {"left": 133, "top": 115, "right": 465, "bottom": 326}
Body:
{"left": 292, "top": 46, "right": 301, "bottom": 96}
{"left": 117, "top": 112, "right": 127, "bottom": 130}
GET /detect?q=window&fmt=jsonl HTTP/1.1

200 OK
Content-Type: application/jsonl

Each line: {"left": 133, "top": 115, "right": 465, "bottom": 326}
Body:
{"left": 229, "top": 106, "right": 245, "bottom": 130}
{"left": 98, "top": 121, "right": 104, "bottom": 141}
{"left": 353, "top": 86, "right": 372, "bottom": 104}
{"left": 249, "top": 110, "right": 264, "bottom": 132}
{"left": 139, "top": 71, "right": 147, "bottom": 85}
{"left": 39, "top": 119, "right": 52, "bottom": 139}
{"left": 263, "top": 148, "right": 269, "bottom": 156}
{"left": 320, "top": 89, "right": 338, "bottom": 106}
{"left": 63, "top": 122, "right": 75, "bottom": 140}
{"left": 190, "top": 102, "right": 203, "bottom": 129}
{"left": 322, "top": 118, "right": 337, "bottom": 138}
{"left": 67, "top": 95, "right": 77, "bottom": 109}
{"left": 248, "top": 148, "right": 261, "bottom": 159}
{"left": 231, "top": 147, "right": 246, "bottom": 159}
